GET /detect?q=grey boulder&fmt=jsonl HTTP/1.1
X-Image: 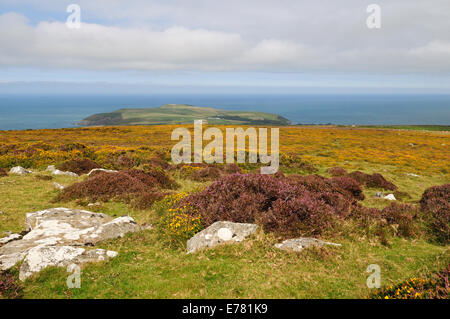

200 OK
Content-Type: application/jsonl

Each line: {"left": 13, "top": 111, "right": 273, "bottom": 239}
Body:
{"left": 9, "top": 166, "right": 32, "bottom": 175}
{"left": 275, "top": 238, "right": 341, "bottom": 252}
{"left": 0, "top": 207, "right": 140, "bottom": 280}
{"left": 187, "top": 221, "right": 258, "bottom": 254}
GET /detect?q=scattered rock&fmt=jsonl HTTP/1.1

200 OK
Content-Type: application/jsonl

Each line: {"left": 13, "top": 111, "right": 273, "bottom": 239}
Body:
{"left": 186, "top": 221, "right": 258, "bottom": 254}
{"left": 406, "top": 173, "right": 420, "bottom": 177}
{"left": 46, "top": 165, "right": 56, "bottom": 172}
{"left": 9, "top": 166, "right": 32, "bottom": 175}
{"left": 19, "top": 245, "right": 118, "bottom": 280}
{"left": 53, "top": 182, "right": 65, "bottom": 190}
{"left": 52, "top": 169, "right": 78, "bottom": 177}
{"left": 87, "top": 168, "right": 118, "bottom": 176}
{"left": 375, "top": 191, "right": 384, "bottom": 198}
{"left": 0, "top": 210, "right": 3, "bottom": 215}
{"left": 384, "top": 194, "right": 397, "bottom": 201}
{"left": 0, "top": 233, "right": 22, "bottom": 245}
{"left": 274, "top": 238, "right": 342, "bottom": 252}
{"left": 0, "top": 207, "right": 140, "bottom": 280}
{"left": 87, "top": 202, "right": 101, "bottom": 207}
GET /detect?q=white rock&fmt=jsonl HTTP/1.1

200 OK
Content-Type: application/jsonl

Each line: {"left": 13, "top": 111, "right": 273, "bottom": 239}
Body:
{"left": 9, "top": 166, "right": 32, "bottom": 175}
{"left": 0, "top": 208, "right": 140, "bottom": 275}
{"left": 52, "top": 169, "right": 78, "bottom": 177}
{"left": 187, "top": 221, "right": 258, "bottom": 254}
{"left": 384, "top": 194, "right": 396, "bottom": 201}
{"left": 19, "top": 245, "right": 118, "bottom": 281}
{"left": 87, "top": 168, "right": 118, "bottom": 176}
{"left": 406, "top": 173, "right": 420, "bottom": 177}
{"left": 275, "top": 238, "right": 341, "bottom": 252}
{"left": 46, "top": 165, "right": 56, "bottom": 172}
{"left": 53, "top": 182, "right": 65, "bottom": 190}
{"left": 217, "top": 228, "right": 233, "bottom": 241}
{"left": 0, "top": 233, "right": 22, "bottom": 245}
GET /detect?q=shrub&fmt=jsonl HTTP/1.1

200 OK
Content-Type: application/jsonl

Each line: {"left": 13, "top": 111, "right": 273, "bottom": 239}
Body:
{"left": 420, "top": 184, "right": 450, "bottom": 244}
{"left": 142, "top": 165, "right": 179, "bottom": 189}
{"left": 380, "top": 202, "right": 418, "bottom": 238}
{"left": 57, "top": 159, "right": 100, "bottom": 175}
{"left": 280, "top": 153, "right": 318, "bottom": 173}
{"left": 327, "top": 167, "right": 348, "bottom": 177}
{"left": 347, "top": 171, "right": 397, "bottom": 190}
{"left": 368, "top": 264, "right": 449, "bottom": 299}
{"left": 178, "top": 173, "right": 363, "bottom": 237}
{"left": 192, "top": 166, "right": 222, "bottom": 182}
{"left": 0, "top": 271, "right": 23, "bottom": 299}
{"left": 56, "top": 169, "right": 159, "bottom": 202}
{"left": 163, "top": 206, "right": 203, "bottom": 243}
{"left": 331, "top": 176, "right": 365, "bottom": 200}
{"left": 0, "top": 168, "right": 7, "bottom": 177}
{"left": 130, "top": 191, "right": 165, "bottom": 210}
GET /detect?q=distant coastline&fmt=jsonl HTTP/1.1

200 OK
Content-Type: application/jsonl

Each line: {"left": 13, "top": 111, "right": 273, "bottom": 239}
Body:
{"left": 1, "top": 94, "right": 450, "bottom": 131}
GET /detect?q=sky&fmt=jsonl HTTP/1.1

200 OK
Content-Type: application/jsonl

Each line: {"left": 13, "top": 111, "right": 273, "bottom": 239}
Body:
{"left": 0, "top": 0, "right": 449, "bottom": 94}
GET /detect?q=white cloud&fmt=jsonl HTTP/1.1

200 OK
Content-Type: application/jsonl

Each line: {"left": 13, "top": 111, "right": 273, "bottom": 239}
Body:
{"left": 0, "top": 0, "right": 450, "bottom": 74}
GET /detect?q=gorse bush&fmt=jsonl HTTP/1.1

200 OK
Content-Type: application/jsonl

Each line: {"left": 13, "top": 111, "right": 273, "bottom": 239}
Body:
{"left": 57, "top": 158, "right": 100, "bottom": 175}
{"left": 420, "top": 184, "right": 450, "bottom": 244}
{"left": 368, "top": 264, "right": 449, "bottom": 299}
{"left": 178, "top": 173, "right": 365, "bottom": 237}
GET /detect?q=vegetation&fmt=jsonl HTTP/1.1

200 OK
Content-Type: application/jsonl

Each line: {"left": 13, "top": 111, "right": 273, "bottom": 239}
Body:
{"left": 0, "top": 124, "right": 448, "bottom": 299}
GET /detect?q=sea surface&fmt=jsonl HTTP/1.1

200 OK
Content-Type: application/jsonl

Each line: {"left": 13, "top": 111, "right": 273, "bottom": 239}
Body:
{"left": 0, "top": 94, "right": 449, "bottom": 130}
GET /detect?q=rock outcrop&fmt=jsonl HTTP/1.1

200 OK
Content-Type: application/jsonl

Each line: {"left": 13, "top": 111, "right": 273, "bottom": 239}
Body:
{"left": 274, "top": 238, "right": 341, "bottom": 252}
{"left": 46, "top": 165, "right": 78, "bottom": 177}
{"left": 9, "top": 166, "right": 32, "bottom": 175}
{"left": 187, "top": 221, "right": 258, "bottom": 254}
{"left": 0, "top": 207, "right": 140, "bottom": 280}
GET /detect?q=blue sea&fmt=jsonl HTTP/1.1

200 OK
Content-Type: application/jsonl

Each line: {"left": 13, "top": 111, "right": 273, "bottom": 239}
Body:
{"left": 0, "top": 94, "right": 449, "bottom": 130}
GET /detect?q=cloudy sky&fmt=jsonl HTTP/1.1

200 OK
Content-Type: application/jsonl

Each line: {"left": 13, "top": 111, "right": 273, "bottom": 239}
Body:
{"left": 0, "top": 0, "right": 449, "bottom": 94}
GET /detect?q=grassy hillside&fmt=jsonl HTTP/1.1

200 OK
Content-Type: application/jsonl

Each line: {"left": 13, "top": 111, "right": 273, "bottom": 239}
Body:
{"left": 0, "top": 125, "right": 448, "bottom": 299}
{"left": 80, "top": 104, "right": 291, "bottom": 126}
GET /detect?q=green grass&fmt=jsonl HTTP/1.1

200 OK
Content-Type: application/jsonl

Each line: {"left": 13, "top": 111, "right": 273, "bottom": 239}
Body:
{"left": 80, "top": 104, "right": 291, "bottom": 126}
{"left": 1, "top": 168, "right": 448, "bottom": 299}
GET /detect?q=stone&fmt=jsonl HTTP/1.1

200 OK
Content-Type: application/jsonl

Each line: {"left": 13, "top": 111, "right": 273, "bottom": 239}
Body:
{"left": 0, "top": 208, "right": 140, "bottom": 279}
{"left": 0, "top": 210, "right": 3, "bottom": 215}
{"left": 186, "top": 221, "right": 258, "bottom": 254}
{"left": 46, "top": 165, "right": 56, "bottom": 172}
{"left": 19, "top": 245, "right": 118, "bottom": 280}
{"left": 53, "top": 182, "right": 65, "bottom": 190}
{"left": 0, "top": 233, "right": 22, "bottom": 245}
{"left": 406, "top": 173, "right": 420, "bottom": 177}
{"left": 52, "top": 169, "right": 78, "bottom": 177}
{"left": 384, "top": 194, "right": 396, "bottom": 201}
{"left": 9, "top": 166, "right": 32, "bottom": 175}
{"left": 274, "top": 238, "right": 341, "bottom": 252}
{"left": 375, "top": 191, "right": 383, "bottom": 198}
{"left": 87, "top": 202, "right": 101, "bottom": 207}
{"left": 87, "top": 168, "right": 118, "bottom": 176}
